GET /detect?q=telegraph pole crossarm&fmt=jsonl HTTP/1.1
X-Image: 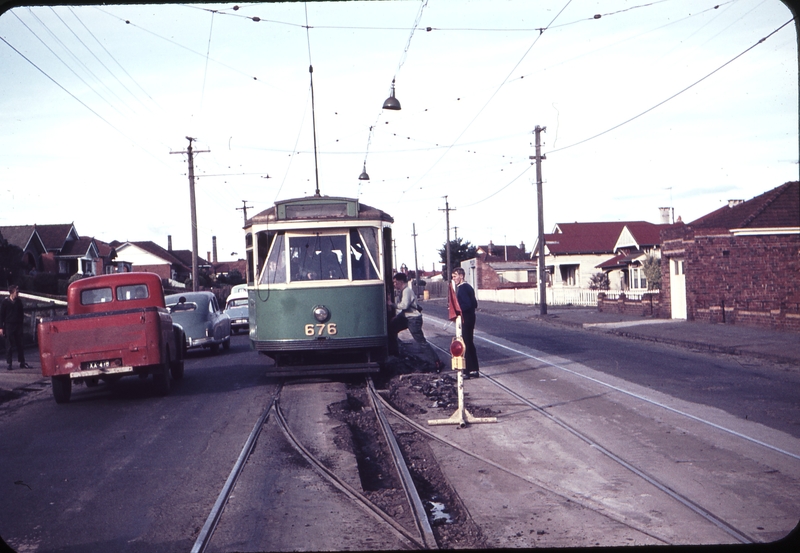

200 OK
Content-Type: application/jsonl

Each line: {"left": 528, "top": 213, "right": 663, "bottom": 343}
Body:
{"left": 237, "top": 200, "right": 252, "bottom": 227}
{"left": 439, "top": 196, "right": 455, "bottom": 280}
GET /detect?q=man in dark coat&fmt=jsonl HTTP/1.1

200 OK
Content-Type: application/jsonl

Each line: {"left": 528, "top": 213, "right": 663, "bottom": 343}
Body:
{"left": 452, "top": 268, "right": 479, "bottom": 377}
{"left": 1, "top": 285, "right": 31, "bottom": 370}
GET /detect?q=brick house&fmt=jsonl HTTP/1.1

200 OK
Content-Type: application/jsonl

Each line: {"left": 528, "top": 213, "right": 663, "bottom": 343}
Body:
{"left": 660, "top": 181, "right": 800, "bottom": 331}
{"left": 0, "top": 223, "right": 117, "bottom": 278}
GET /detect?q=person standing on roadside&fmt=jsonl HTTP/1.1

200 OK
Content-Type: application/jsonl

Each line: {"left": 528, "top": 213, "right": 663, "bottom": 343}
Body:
{"left": 452, "top": 267, "right": 479, "bottom": 378}
{"left": 1, "top": 285, "right": 31, "bottom": 371}
{"left": 388, "top": 273, "right": 444, "bottom": 372}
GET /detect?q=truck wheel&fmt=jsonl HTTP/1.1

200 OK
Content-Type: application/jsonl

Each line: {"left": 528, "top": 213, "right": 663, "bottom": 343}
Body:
{"left": 52, "top": 376, "right": 71, "bottom": 404}
{"left": 152, "top": 363, "right": 171, "bottom": 396}
{"left": 210, "top": 342, "right": 220, "bottom": 354}
{"left": 223, "top": 337, "right": 231, "bottom": 351}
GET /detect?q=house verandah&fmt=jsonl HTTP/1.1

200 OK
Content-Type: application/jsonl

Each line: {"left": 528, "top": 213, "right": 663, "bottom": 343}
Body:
{"left": 455, "top": 255, "right": 659, "bottom": 308}
{"left": 451, "top": 221, "right": 672, "bottom": 307}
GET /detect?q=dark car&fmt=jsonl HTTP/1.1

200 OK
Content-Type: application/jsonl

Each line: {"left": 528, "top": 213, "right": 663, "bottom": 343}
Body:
{"left": 166, "top": 292, "right": 231, "bottom": 353}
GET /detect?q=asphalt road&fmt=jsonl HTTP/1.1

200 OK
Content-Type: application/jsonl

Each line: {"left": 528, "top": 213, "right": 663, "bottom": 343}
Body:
{"left": 2, "top": 313, "right": 799, "bottom": 551}
{"left": 421, "top": 302, "right": 800, "bottom": 440}
{"left": 0, "top": 334, "right": 273, "bottom": 553}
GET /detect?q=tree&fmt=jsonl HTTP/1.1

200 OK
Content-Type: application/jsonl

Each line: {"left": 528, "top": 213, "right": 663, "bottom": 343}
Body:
{"left": 642, "top": 254, "right": 662, "bottom": 290}
{"left": 438, "top": 238, "right": 477, "bottom": 272}
{"left": 589, "top": 272, "right": 610, "bottom": 290}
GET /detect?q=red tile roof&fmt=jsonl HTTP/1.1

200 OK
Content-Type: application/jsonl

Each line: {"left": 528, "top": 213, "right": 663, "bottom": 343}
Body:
{"left": 689, "top": 181, "right": 799, "bottom": 230}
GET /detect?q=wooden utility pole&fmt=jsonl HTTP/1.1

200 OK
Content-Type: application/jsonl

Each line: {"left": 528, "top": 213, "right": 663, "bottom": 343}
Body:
{"left": 531, "top": 125, "right": 547, "bottom": 315}
{"left": 237, "top": 200, "right": 252, "bottom": 227}
{"left": 171, "top": 137, "right": 209, "bottom": 292}
{"left": 439, "top": 196, "right": 455, "bottom": 280}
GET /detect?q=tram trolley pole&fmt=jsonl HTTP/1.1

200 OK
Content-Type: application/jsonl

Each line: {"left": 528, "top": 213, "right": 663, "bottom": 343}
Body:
{"left": 428, "top": 316, "right": 497, "bottom": 428}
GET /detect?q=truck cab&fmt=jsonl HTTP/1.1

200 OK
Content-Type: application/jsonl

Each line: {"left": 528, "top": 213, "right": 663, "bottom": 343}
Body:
{"left": 37, "top": 273, "right": 185, "bottom": 403}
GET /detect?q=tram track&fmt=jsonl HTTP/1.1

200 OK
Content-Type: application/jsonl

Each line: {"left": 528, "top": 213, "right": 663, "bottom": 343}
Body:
{"left": 192, "top": 378, "right": 442, "bottom": 552}
{"left": 415, "top": 330, "right": 765, "bottom": 545}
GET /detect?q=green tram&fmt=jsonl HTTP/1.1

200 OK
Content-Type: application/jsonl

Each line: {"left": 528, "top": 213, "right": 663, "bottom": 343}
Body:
{"left": 244, "top": 195, "right": 394, "bottom": 376}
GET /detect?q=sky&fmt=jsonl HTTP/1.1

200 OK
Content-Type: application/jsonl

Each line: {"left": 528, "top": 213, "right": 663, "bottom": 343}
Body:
{"left": 0, "top": 0, "right": 797, "bottom": 273}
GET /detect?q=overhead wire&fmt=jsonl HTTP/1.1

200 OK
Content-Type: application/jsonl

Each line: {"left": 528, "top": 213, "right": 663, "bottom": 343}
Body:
{"left": 359, "top": 0, "right": 429, "bottom": 182}
{"left": 445, "top": 8, "right": 796, "bottom": 210}
{"left": 401, "top": 0, "right": 575, "bottom": 194}
{"left": 47, "top": 7, "right": 136, "bottom": 116}
{"left": 14, "top": 9, "right": 124, "bottom": 116}
{"left": 544, "top": 17, "right": 795, "bottom": 156}
{"left": 66, "top": 6, "right": 158, "bottom": 113}
{"left": 0, "top": 34, "right": 171, "bottom": 169}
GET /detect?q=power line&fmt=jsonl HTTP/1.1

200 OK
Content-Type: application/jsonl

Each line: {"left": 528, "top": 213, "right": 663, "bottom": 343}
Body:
{"left": 545, "top": 17, "right": 795, "bottom": 156}
{"left": 402, "top": 0, "right": 575, "bottom": 194}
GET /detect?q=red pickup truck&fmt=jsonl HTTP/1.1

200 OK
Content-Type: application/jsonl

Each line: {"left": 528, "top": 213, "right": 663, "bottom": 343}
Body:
{"left": 37, "top": 272, "right": 185, "bottom": 403}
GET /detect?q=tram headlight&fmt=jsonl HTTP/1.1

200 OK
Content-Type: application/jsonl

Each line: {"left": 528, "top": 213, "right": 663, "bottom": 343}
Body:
{"left": 313, "top": 305, "right": 330, "bottom": 323}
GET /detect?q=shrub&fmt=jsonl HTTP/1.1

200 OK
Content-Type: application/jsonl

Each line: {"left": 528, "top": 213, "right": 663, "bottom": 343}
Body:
{"left": 589, "top": 272, "right": 610, "bottom": 290}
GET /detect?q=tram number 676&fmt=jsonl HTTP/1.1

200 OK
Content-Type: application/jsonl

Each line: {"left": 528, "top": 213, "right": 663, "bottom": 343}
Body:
{"left": 305, "top": 323, "right": 338, "bottom": 336}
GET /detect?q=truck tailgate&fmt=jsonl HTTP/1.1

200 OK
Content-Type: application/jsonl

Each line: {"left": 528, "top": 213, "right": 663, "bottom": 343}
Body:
{"left": 38, "top": 308, "right": 164, "bottom": 377}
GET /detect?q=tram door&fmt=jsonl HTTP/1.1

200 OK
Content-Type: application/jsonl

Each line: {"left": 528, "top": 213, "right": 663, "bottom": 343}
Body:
{"left": 670, "top": 258, "right": 687, "bottom": 319}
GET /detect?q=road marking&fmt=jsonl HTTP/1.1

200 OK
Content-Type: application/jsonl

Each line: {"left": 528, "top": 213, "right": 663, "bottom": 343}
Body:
{"left": 427, "top": 315, "right": 800, "bottom": 462}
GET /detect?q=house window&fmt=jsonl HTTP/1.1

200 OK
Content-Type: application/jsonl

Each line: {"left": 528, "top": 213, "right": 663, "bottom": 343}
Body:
{"left": 560, "top": 265, "right": 578, "bottom": 286}
{"left": 630, "top": 267, "right": 647, "bottom": 290}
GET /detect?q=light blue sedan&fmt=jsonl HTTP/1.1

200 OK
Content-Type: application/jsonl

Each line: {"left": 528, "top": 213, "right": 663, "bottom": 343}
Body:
{"left": 224, "top": 292, "right": 249, "bottom": 334}
{"left": 166, "top": 292, "right": 231, "bottom": 353}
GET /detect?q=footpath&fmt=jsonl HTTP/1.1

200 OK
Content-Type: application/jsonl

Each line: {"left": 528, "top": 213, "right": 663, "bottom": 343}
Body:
{"left": 2, "top": 301, "right": 798, "bottom": 403}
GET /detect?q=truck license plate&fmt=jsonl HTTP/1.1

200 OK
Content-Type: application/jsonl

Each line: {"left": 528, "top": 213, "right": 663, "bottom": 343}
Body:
{"left": 87, "top": 360, "right": 111, "bottom": 370}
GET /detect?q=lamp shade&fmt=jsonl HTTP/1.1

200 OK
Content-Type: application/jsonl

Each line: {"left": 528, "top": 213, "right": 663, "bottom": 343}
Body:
{"left": 382, "top": 79, "right": 401, "bottom": 111}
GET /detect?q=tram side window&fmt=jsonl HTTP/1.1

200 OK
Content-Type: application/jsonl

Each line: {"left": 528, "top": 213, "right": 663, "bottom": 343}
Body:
{"left": 259, "top": 232, "right": 287, "bottom": 284}
{"left": 350, "top": 228, "right": 381, "bottom": 281}
{"left": 289, "top": 234, "right": 348, "bottom": 281}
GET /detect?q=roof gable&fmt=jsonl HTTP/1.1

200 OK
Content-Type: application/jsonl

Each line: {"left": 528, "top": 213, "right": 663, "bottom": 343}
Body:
{"left": 58, "top": 237, "right": 99, "bottom": 258}
{"left": 35, "top": 223, "right": 78, "bottom": 251}
{"left": 543, "top": 222, "right": 628, "bottom": 255}
{"left": 0, "top": 225, "right": 46, "bottom": 254}
{"left": 614, "top": 222, "right": 672, "bottom": 251}
{"left": 116, "top": 241, "right": 188, "bottom": 268}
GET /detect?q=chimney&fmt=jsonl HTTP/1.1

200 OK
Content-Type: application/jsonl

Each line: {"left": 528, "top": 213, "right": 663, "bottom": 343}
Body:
{"left": 207, "top": 251, "right": 211, "bottom": 262}
{"left": 658, "top": 207, "right": 671, "bottom": 224}
{"left": 167, "top": 235, "right": 172, "bottom": 251}
{"left": 212, "top": 236, "right": 218, "bottom": 263}
{"left": 728, "top": 199, "right": 744, "bottom": 208}
{"left": 488, "top": 240, "right": 494, "bottom": 256}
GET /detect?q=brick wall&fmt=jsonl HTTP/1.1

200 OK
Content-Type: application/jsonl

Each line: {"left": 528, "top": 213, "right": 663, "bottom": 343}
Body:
{"left": 597, "top": 292, "right": 665, "bottom": 317}
{"left": 661, "top": 226, "right": 800, "bottom": 332}
{"left": 132, "top": 264, "right": 171, "bottom": 281}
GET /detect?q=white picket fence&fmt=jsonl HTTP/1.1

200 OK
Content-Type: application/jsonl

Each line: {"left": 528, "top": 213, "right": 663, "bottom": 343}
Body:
{"left": 476, "top": 288, "right": 647, "bottom": 307}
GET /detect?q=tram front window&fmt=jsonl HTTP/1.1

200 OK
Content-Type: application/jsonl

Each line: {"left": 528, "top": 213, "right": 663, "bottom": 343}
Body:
{"left": 350, "top": 228, "right": 381, "bottom": 281}
{"left": 290, "top": 234, "right": 348, "bottom": 281}
{"left": 259, "top": 231, "right": 286, "bottom": 285}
